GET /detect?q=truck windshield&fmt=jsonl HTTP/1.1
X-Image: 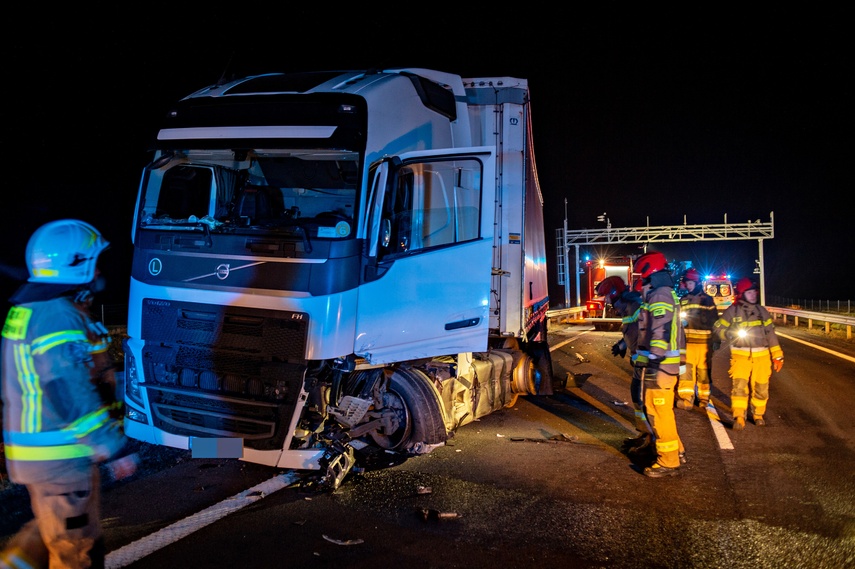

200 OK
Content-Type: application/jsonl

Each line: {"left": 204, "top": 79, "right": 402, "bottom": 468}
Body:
{"left": 138, "top": 149, "right": 359, "bottom": 238}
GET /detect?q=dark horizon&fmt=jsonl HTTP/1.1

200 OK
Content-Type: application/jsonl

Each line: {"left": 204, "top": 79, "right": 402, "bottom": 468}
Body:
{"left": 3, "top": 10, "right": 849, "bottom": 306}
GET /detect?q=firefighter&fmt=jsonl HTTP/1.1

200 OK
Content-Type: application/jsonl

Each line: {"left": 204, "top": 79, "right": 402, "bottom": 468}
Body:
{"left": 597, "top": 276, "right": 653, "bottom": 455}
{"left": 713, "top": 277, "right": 784, "bottom": 430}
{"left": 1, "top": 220, "right": 137, "bottom": 569}
{"left": 676, "top": 268, "right": 718, "bottom": 410}
{"left": 634, "top": 251, "right": 686, "bottom": 478}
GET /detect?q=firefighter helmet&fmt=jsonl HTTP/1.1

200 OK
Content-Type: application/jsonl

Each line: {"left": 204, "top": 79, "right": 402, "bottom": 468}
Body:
{"left": 635, "top": 251, "right": 667, "bottom": 278}
{"left": 735, "top": 277, "right": 758, "bottom": 296}
{"left": 683, "top": 268, "right": 702, "bottom": 284}
{"left": 595, "top": 275, "right": 626, "bottom": 305}
{"left": 633, "top": 279, "right": 644, "bottom": 293}
{"left": 26, "top": 219, "right": 110, "bottom": 285}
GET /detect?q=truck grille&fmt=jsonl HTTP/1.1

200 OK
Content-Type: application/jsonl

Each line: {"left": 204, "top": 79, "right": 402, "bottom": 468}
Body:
{"left": 140, "top": 299, "right": 308, "bottom": 449}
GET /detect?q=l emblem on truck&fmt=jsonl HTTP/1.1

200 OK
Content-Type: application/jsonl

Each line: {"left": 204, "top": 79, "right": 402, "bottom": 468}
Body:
{"left": 216, "top": 264, "right": 230, "bottom": 280}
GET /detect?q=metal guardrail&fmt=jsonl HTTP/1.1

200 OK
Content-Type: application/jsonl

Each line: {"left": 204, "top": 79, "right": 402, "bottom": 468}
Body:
{"left": 767, "top": 306, "right": 854, "bottom": 339}
{"left": 546, "top": 306, "right": 586, "bottom": 321}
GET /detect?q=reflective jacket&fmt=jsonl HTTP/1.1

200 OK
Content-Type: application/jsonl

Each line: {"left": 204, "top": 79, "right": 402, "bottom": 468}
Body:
{"left": 714, "top": 299, "right": 783, "bottom": 360}
{"left": 680, "top": 288, "right": 717, "bottom": 344}
{"left": 637, "top": 275, "right": 686, "bottom": 374}
{"left": 1, "top": 296, "right": 125, "bottom": 484}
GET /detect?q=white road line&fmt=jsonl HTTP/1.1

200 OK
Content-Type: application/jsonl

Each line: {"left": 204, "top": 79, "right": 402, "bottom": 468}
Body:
{"left": 549, "top": 328, "right": 593, "bottom": 352}
{"left": 777, "top": 331, "right": 855, "bottom": 363}
{"left": 106, "top": 472, "right": 300, "bottom": 568}
{"left": 567, "top": 387, "right": 637, "bottom": 433}
{"left": 703, "top": 402, "right": 734, "bottom": 450}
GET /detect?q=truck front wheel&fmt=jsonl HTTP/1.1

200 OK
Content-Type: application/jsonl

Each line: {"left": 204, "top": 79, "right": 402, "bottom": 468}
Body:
{"left": 367, "top": 367, "right": 448, "bottom": 451}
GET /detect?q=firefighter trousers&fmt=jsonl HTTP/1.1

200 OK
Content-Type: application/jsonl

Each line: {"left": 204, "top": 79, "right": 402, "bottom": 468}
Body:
{"left": 1, "top": 467, "right": 104, "bottom": 569}
{"left": 729, "top": 352, "right": 772, "bottom": 420}
{"left": 643, "top": 368, "right": 682, "bottom": 469}
{"left": 677, "top": 342, "right": 711, "bottom": 405}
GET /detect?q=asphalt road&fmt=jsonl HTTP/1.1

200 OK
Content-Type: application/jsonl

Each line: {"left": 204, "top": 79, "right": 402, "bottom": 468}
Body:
{"left": 2, "top": 321, "right": 854, "bottom": 568}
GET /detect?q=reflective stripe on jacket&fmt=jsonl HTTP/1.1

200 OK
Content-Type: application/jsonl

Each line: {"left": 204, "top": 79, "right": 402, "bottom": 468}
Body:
{"left": 637, "top": 287, "right": 686, "bottom": 373}
{"left": 1, "top": 296, "right": 124, "bottom": 484}
{"left": 714, "top": 299, "right": 784, "bottom": 360}
{"left": 680, "top": 289, "right": 717, "bottom": 344}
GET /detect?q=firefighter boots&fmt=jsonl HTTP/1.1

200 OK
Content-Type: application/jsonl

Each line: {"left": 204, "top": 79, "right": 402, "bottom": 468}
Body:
{"left": 733, "top": 417, "right": 746, "bottom": 431}
{"left": 643, "top": 464, "right": 680, "bottom": 478}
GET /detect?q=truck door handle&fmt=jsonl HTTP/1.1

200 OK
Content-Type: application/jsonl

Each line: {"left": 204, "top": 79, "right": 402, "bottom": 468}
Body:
{"left": 445, "top": 318, "right": 480, "bottom": 330}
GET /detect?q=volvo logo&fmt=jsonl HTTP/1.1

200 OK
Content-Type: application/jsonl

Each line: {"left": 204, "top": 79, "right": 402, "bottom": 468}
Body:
{"left": 148, "top": 258, "right": 162, "bottom": 276}
{"left": 216, "top": 264, "right": 231, "bottom": 280}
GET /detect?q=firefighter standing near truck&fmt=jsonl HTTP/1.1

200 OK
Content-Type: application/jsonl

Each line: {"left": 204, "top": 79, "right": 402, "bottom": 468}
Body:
{"left": 676, "top": 268, "right": 718, "bottom": 410}
{"left": 634, "top": 251, "right": 686, "bottom": 478}
{"left": 1, "top": 219, "right": 137, "bottom": 569}
{"left": 597, "top": 276, "right": 654, "bottom": 456}
{"left": 713, "top": 277, "right": 784, "bottom": 431}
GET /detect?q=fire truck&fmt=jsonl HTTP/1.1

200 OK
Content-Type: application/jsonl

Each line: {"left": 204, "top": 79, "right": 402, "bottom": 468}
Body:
{"left": 583, "top": 256, "right": 635, "bottom": 318}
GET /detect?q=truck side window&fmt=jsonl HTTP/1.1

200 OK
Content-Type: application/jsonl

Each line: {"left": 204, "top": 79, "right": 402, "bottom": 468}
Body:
{"left": 380, "top": 158, "right": 482, "bottom": 259}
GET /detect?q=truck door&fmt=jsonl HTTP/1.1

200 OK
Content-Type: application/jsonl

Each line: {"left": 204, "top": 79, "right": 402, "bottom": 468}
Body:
{"left": 356, "top": 148, "right": 496, "bottom": 364}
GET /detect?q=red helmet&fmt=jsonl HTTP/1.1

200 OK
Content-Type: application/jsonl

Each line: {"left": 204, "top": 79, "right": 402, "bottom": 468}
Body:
{"left": 683, "top": 268, "right": 702, "bottom": 284}
{"left": 595, "top": 275, "right": 626, "bottom": 305}
{"left": 635, "top": 251, "right": 667, "bottom": 278}
{"left": 735, "top": 277, "right": 758, "bottom": 295}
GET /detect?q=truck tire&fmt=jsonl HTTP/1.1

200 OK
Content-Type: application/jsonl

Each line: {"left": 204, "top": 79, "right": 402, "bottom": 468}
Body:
{"left": 368, "top": 367, "right": 448, "bottom": 451}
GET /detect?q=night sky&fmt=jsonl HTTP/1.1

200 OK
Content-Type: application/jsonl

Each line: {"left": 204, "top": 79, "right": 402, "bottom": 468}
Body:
{"left": 2, "top": 9, "right": 849, "bottom": 309}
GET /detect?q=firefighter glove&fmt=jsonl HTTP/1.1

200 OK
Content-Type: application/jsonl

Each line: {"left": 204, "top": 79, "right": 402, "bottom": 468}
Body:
{"left": 773, "top": 357, "right": 784, "bottom": 372}
{"left": 612, "top": 340, "right": 627, "bottom": 358}
{"left": 645, "top": 358, "right": 661, "bottom": 372}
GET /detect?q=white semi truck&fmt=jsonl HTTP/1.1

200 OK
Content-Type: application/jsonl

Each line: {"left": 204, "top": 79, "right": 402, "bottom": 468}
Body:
{"left": 122, "top": 68, "right": 553, "bottom": 488}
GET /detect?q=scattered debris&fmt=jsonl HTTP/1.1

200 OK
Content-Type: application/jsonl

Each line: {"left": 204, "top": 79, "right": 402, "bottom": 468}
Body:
{"left": 294, "top": 519, "right": 307, "bottom": 526}
{"left": 509, "top": 433, "right": 580, "bottom": 444}
{"left": 416, "top": 486, "right": 432, "bottom": 495}
{"left": 496, "top": 433, "right": 506, "bottom": 438}
{"left": 420, "top": 508, "right": 461, "bottom": 521}
{"left": 613, "top": 401, "right": 628, "bottom": 407}
{"left": 322, "top": 534, "right": 364, "bottom": 546}
{"left": 574, "top": 353, "right": 589, "bottom": 363}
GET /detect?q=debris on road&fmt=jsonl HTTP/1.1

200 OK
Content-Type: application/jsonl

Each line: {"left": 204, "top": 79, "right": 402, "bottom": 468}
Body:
{"left": 322, "top": 534, "right": 364, "bottom": 546}
{"left": 420, "top": 509, "right": 461, "bottom": 521}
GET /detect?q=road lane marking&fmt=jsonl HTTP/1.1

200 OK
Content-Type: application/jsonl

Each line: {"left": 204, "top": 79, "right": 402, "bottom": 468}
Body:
{"left": 106, "top": 471, "right": 300, "bottom": 568}
{"left": 549, "top": 327, "right": 593, "bottom": 352}
{"left": 566, "top": 386, "right": 637, "bottom": 433}
{"left": 703, "top": 402, "right": 734, "bottom": 450}
{"left": 776, "top": 331, "right": 855, "bottom": 363}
